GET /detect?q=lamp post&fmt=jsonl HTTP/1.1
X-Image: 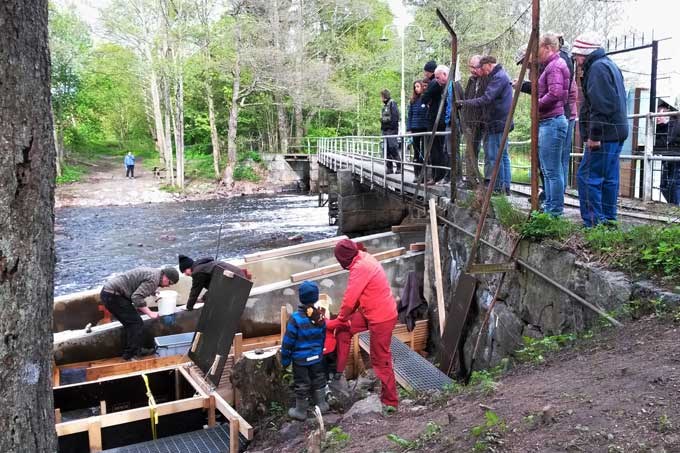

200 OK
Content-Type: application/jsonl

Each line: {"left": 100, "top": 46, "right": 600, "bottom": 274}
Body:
{"left": 380, "top": 24, "right": 426, "bottom": 137}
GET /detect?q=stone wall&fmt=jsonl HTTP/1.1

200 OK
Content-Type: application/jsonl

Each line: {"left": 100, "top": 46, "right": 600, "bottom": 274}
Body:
{"left": 425, "top": 199, "right": 680, "bottom": 372}
{"left": 336, "top": 169, "right": 408, "bottom": 233}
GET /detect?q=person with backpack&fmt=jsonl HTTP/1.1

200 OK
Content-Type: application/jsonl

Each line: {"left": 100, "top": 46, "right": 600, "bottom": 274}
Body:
{"left": 380, "top": 89, "right": 401, "bottom": 174}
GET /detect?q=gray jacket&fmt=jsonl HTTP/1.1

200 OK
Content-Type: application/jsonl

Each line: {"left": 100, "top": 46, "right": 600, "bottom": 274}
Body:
{"left": 103, "top": 267, "right": 162, "bottom": 307}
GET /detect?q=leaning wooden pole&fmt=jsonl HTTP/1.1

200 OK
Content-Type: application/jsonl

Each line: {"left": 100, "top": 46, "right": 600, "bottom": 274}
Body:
{"left": 530, "top": 0, "right": 540, "bottom": 210}
{"left": 436, "top": 9, "right": 459, "bottom": 201}
{"left": 465, "top": 30, "right": 537, "bottom": 272}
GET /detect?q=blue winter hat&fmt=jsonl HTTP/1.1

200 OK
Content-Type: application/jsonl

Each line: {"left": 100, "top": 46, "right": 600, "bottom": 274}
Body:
{"left": 298, "top": 281, "right": 319, "bottom": 305}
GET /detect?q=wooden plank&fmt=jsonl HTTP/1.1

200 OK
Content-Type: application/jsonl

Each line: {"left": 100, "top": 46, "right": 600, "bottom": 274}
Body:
{"left": 56, "top": 397, "right": 208, "bottom": 436}
{"left": 290, "top": 247, "right": 406, "bottom": 283}
{"left": 243, "top": 235, "right": 349, "bottom": 263}
{"left": 84, "top": 355, "right": 186, "bottom": 381}
{"left": 437, "top": 273, "right": 477, "bottom": 376}
{"left": 391, "top": 223, "right": 427, "bottom": 233}
{"left": 99, "top": 401, "right": 107, "bottom": 416}
{"left": 88, "top": 418, "right": 102, "bottom": 452}
{"left": 229, "top": 418, "right": 240, "bottom": 452}
{"left": 468, "top": 262, "right": 517, "bottom": 274}
{"left": 280, "top": 305, "right": 288, "bottom": 345}
{"left": 55, "top": 408, "right": 62, "bottom": 424}
{"left": 409, "top": 242, "right": 426, "bottom": 252}
{"left": 429, "top": 198, "right": 446, "bottom": 335}
{"left": 213, "top": 392, "right": 254, "bottom": 440}
{"left": 52, "top": 360, "right": 60, "bottom": 387}
{"left": 181, "top": 365, "right": 210, "bottom": 397}
{"left": 208, "top": 396, "right": 216, "bottom": 427}
{"left": 233, "top": 333, "right": 243, "bottom": 360}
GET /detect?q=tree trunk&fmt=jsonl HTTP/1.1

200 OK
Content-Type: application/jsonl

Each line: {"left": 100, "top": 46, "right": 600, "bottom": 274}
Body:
{"left": 230, "top": 349, "right": 288, "bottom": 423}
{"left": 173, "top": 50, "right": 185, "bottom": 189}
{"left": 162, "top": 74, "right": 175, "bottom": 186}
{"left": 293, "top": 0, "right": 304, "bottom": 144}
{"left": 0, "top": 1, "right": 57, "bottom": 451}
{"left": 205, "top": 80, "right": 221, "bottom": 179}
{"left": 224, "top": 22, "right": 242, "bottom": 185}
{"left": 276, "top": 96, "right": 289, "bottom": 154}
{"left": 146, "top": 46, "right": 167, "bottom": 162}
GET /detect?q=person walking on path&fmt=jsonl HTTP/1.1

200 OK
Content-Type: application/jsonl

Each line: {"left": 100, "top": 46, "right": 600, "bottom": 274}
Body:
{"left": 332, "top": 239, "right": 399, "bottom": 412}
{"left": 380, "top": 89, "right": 401, "bottom": 174}
{"left": 100, "top": 266, "right": 179, "bottom": 360}
{"left": 124, "top": 151, "right": 136, "bottom": 179}
{"left": 573, "top": 32, "right": 629, "bottom": 227}
{"left": 280, "top": 281, "right": 328, "bottom": 420}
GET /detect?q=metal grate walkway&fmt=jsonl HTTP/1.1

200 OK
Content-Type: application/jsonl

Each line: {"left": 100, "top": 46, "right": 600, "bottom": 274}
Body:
{"left": 104, "top": 424, "right": 245, "bottom": 453}
{"left": 358, "top": 332, "right": 452, "bottom": 392}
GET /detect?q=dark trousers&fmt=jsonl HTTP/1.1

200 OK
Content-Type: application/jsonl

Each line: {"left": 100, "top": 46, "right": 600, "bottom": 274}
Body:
{"left": 323, "top": 351, "right": 338, "bottom": 381}
{"left": 427, "top": 134, "right": 446, "bottom": 181}
{"left": 292, "top": 361, "right": 327, "bottom": 399}
{"left": 101, "top": 290, "right": 144, "bottom": 358}
{"left": 382, "top": 130, "right": 401, "bottom": 173}
{"left": 411, "top": 128, "right": 427, "bottom": 178}
{"left": 126, "top": 165, "right": 135, "bottom": 178}
{"left": 661, "top": 161, "right": 680, "bottom": 205}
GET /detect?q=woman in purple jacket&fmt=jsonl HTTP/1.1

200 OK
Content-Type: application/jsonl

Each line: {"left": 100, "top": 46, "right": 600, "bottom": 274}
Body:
{"left": 538, "top": 33, "right": 570, "bottom": 215}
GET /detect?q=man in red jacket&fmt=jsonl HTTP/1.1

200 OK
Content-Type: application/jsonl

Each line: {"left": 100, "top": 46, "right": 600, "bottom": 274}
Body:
{"left": 333, "top": 239, "right": 399, "bottom": 409}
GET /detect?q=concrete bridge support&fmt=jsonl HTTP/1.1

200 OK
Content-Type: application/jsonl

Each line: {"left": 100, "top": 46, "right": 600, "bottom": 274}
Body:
{"left": 336, "top": 169, "right": 408, "bottom": 234}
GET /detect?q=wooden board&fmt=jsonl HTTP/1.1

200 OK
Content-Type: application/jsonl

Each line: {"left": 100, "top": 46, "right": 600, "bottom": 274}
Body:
{"left": 429, "top": 198, "right": 446, "bottom": 335}
{"left": 391, "top": 223, "right": 427, "bottom": 233}
{"left": 409, "top": 242, "right": 426, "bottom": 252}
{"left": 289, "top": 247, "right": 406, "bottom": 283}
{"left": 437, "top": 273, "right": 477, "bottom": 376}
{"left": 243, "top": 235, "right": 348, "bottom": 263}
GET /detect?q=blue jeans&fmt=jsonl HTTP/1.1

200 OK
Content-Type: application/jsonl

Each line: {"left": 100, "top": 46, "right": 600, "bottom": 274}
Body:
{"left": 563, "top": 119, "right": 575, "bottom": 189}
{"left": 661, "top": 161, "right": 680, "bottom": 205}
{"left": 483, "top": 132, "right": 512, "bottom": 192}
{"left": 539, "top": 116, "right": 568, "bottom": 216}
{"left": 576, "top": 141, "right": 623, "bottom": 227}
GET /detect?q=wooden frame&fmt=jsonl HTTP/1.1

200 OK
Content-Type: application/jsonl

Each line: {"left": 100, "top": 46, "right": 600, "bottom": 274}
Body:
{"left": 55, "top": 363, "right": 253, "bottom": 453}
{"left": 243, "top": 235, "right": 349, "bottom": 263}
{"left": 289, "top": 247, "right": 406, "bottom": 283}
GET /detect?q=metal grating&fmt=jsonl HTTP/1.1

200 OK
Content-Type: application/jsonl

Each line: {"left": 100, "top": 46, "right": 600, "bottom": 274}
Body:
{"left": 154, "top": 332, "right": 195, "bottom": 348}
{"left": 358, "top": 332, "right": 452, "bottom": 392}
{"left": 103, "top": 424, "right": 246, "bottom": 453}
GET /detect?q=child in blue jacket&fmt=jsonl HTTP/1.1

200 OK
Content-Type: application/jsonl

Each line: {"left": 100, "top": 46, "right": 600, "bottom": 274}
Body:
{"left": 280, "top": 280, "right": 328, "bottom": 420}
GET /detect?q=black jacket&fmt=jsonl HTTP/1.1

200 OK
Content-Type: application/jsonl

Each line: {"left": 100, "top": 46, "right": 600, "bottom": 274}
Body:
{"left": 381, "top": 98, "right": 399, "bottom": 132}
{"left": 420, "top": 78, "right": 446, "bottom": 130}
{"left": 186, "top": 257, "right": 245, "bottom": 310}
{"left": 579, "top": 48, "right": 629, "bottom": 143}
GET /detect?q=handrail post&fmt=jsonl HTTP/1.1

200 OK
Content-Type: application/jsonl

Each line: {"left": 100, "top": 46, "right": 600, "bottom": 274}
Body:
{"left": 643, "top": 111, "right": 655, "bottom": 201}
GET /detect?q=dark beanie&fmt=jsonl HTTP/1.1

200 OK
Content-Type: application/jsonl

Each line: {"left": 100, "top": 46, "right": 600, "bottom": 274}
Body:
{"left": 178, "top": 255, "right": 194, "bottom": 273}
{"left": 162, "top": 266, "right": 180, "bottom": 284}
{"left": 334, "top": 239, "right": 359, "bottom": 269}
{"left": 424, "top": 60, "right": 437, "bottom": 72}
{"left": 298, "top": 280, "right": 319, "bottom": 305}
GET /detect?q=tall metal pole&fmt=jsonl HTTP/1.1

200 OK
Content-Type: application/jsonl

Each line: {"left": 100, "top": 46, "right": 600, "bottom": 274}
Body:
{"left": 400, "top": 29, "right": 407, "bottom": 175}
{"left": 530, "top": 0, "right": 540, "bottom": 210}
{"left": 643, "top": 39, "right": 659, "bottom": 201}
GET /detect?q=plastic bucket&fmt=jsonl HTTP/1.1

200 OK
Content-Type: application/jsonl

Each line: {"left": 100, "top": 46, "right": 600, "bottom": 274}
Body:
{"left": 157, "top": 290, "right": 178, "bottom": 316}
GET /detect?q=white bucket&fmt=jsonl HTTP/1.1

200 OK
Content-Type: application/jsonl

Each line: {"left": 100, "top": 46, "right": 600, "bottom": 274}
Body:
{"left": 157, "top": 290, "right": 178, "bottom": 316}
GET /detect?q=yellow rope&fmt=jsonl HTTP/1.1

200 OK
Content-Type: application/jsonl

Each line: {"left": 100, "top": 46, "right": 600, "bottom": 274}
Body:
{"left": 141, "top": 374, "right": 158, "bottom": 440}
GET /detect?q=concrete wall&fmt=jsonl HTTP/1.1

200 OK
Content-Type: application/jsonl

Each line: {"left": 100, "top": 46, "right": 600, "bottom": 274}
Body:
{"left": 425, "top": 199, "right": 680, "bottom": 372}
{"left": 262, "top": 154, "right": 312, "bottom": 192}
{"left": 336, "top": 170, "right": 408, "bottom": 234}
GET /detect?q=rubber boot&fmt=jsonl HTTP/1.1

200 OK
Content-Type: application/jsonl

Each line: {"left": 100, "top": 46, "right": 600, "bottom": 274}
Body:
{"left": 288, "top": 398, "right": 308, "bottom": 421}
{"left": 313, "top": 387, "right": 330, "bottom": 413}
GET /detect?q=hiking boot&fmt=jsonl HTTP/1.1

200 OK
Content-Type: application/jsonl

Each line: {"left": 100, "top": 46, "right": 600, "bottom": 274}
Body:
{"left": 313, "top": 387, "right": 330, "bottom": 413}
{"left": 288, "top": 398, "right": 309, "bottom": 421}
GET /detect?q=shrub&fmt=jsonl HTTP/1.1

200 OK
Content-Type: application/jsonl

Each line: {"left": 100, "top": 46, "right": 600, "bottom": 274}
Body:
{"left": 519, "top": 212, "right": 578, "bottom": 241}
{"left": 491, "top": 195, "right": 527, "bottom": 230}
{"left": 56, "top": 164, "right": 87, "bottom": 184}
{"left": 233, "top": 164, "right": 260, "bottom": 182}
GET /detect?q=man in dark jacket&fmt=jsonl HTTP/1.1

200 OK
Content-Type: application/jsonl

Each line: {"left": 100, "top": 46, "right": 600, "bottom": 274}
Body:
{"left": 655, "top": 106, "right": 680, "bottom": 205}
{"left": 462, "top": 55, "right": 489, "bottom": 160}
{"left": 380, "top": 89, "right": 401, "bottom": 174}
{"left": 101, "top": 266, "right": 180, "bottom": 360}
{"left": 420, "top": 60, "right": 448, "bottom": 183}
{"left": 572, "top": 32, "right": 629, "bottom": 227}
{"left": 179, "top": 254, "right": 251, "bottom": 310}
{"left": 457, "top": 55, "right": 513, "bottom": 193}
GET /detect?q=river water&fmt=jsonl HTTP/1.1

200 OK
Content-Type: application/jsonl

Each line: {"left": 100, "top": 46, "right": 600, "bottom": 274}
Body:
{"left": 55, "top": 194, "right": 337, "bottom": 296}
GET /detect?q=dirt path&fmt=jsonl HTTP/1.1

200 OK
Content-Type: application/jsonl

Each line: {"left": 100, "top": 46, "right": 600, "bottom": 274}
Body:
{"left": 56, "top": 156, "right": 177, "bottom": 208}
{"left": 249, "top": 314, "right": 680, "bottom": 453}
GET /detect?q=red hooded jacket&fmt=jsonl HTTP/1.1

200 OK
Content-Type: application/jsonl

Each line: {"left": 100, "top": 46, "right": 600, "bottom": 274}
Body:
{"left": 337, "top": 251, "right": 397, "bottom": 326}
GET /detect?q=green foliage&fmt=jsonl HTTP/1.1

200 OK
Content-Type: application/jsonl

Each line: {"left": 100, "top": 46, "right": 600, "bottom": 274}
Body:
{"left": 516, "top": 334, "right": 576, "bottom": 364}
{"left": 268, "top": 401, "right": 284, "bottom": 417}
{"left": 323, "top": 427, "right": 351, "bottom": 451}
{"left": 519, "top": 212, "right": 578, "bottom": 241}
{"left": 386, "top": 422, "right": 441, "bottom": 451}
{"left": 491, "top": 195, "right": 526, "bottom": 230}
{"left": 233, "top": 164, "right": 260, "bottom": 182}
{"left": 185, "top": 147, "right": 218, "bottom": 180}
{"left": 584, "top": 224, "right": 680, "bottom": 284}
{"left": 56, "top": 164, "right": 87, "bottom": 184}
{"left": 469, "top": 370, "right": 499, "bottom": 396}
{"left": 238, "top": 150, "right": 262, "bottom": 164}
{"left": 471, "top": 410, "right": 507, "bottom": 452}
{"left": 160, "top": 184, "right": 183, "bottom": 193}
{"left": 658, "top": 414, "right": 672, "bottom": 433}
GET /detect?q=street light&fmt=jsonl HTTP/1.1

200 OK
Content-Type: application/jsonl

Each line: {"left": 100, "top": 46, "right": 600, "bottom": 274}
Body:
{"left": 380, "top": 24, "right": 426, "bottom": 137}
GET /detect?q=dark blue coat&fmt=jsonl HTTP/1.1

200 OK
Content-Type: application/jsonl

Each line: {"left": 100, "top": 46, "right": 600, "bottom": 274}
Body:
{"left": 420, "top": 78, "right": 446, "bottom": 130}
{"left": 461, "top": 64, "right": 513, "bottom": 134}
{"left": 407, "top": 95, "right": 429, "bottom": 131}
{"left": 280, "top": 305, "right": 325, "bottom": 367}
{"left": 579, "top": 48, "right": 629, "bottom": 143}
{"left": 381, "top": 98, "right": 400, "bottom": 132}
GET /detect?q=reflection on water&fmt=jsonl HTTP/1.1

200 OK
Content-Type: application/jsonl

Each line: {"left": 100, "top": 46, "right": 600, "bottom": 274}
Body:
{"left": 55, "top": 194, "right": 337, "bottom": 296}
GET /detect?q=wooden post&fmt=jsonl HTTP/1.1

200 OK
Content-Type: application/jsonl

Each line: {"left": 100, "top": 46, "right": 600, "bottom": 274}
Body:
{"left": 351, "top": 334, "right": 362, "bottom": 378}
{"left": 429, "top": 198, "right": 445, "bottom": 335}
{"left": 174, "top": 368, "right": 181, "bottom": 400}
{"left": 233, "top": 333, "right": 243, "bottom": 360}
{"left": 280, "top": 306, "right": 288, "bottom": 344}
{"left": 410, "top": 328, "right": 416, "bottom": 351}
{"left": 99, "top": 401, "right": 107, "bottom": 416}
{"left": 208, "top": 395, "right": 216, "bottom": 427}
{"left": 229, "top": 418, "right": 240, "bottom": 453}
{"left": 54, "top": 408, "right": 62, "bottom": 424}
{"left": 88, "top": 418, "right": 102, "bottom": 452}
{"left": 52, "top": 360, "right": 60, "bottom": 387}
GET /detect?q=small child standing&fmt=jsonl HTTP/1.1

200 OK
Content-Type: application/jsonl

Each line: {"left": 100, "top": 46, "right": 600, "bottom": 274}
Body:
{"left": 280, "top": 281, "right": 328, "bottom": 420}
